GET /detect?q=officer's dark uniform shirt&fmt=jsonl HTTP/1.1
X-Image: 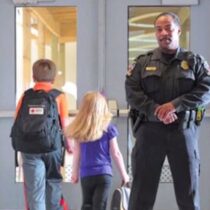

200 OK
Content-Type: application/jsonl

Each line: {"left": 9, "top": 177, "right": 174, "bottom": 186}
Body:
{"left": 125, "top": 47, "right": 210, "bottom": 122}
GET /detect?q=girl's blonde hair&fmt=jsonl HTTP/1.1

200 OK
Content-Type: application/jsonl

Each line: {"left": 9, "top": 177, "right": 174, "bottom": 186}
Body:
{"left": 66, "top": 91, "right": 112, "bottom": 142}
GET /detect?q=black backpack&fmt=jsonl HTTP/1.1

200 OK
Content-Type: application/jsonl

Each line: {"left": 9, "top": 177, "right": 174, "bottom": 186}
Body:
{"left": 10, "top": 88, "right": 64, "bottom": 154}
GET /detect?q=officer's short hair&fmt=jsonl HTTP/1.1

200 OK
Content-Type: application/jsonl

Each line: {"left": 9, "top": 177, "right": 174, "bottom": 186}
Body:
{"left": 154, "top": 12, "right": 181, "bottom": 27}
{"left": 33, "top": 59, "right": 56, "bottom": 82}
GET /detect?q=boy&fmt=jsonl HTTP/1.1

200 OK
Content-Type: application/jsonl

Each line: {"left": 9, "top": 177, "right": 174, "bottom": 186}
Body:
{"left": 15, "top": 59, "right": 71, "bottom": 210}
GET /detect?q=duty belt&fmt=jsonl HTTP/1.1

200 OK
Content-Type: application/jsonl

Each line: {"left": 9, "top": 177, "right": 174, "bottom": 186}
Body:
{"left": 129, "top": 108, "right": 205, "bottom": 134}
{"left": 168, "top": 109, "right": 205, "bottom": 129}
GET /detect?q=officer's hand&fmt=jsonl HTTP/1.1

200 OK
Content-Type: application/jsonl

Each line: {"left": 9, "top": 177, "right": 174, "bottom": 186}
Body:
{"left": 162, "top": 112, "right": 178, "bottom": 124}
{"left": 154, "top": 102, "right": 176, "bottom": 121}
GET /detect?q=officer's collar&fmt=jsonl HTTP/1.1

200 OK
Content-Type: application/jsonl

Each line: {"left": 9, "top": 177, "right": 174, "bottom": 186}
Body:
{"left": 175, "top": 48, "right": 189, "bottom": 60}
{"left": 152, "top": 47, "right": 186, "bottom": 63}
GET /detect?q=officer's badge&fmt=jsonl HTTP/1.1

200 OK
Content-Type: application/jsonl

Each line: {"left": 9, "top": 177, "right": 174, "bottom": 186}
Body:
{"left": 145, "top": 66, "right": 157, "bottom": 71}
{"left": 181, "top": 60, "right": 189, "bottom": 70}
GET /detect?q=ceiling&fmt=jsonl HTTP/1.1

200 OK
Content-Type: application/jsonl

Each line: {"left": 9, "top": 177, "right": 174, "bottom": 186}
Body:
{"left": 46, "top": 7, "right": 77, "bottom": 41}
{"left": 31, "top": 7, "right": 77, "bottom": 43}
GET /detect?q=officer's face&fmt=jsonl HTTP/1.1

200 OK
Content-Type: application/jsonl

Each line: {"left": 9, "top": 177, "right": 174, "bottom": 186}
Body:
{"left": 155, "top": 15, "right": 181, "bottom": 53}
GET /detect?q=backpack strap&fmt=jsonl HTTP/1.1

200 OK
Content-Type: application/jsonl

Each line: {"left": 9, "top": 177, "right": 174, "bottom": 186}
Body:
{"left": 49, "top": 89, "right": 66, "bottom": 165}
{"left": 48, "top": 89, "right": 63, "bottom": 125}
{"left": 23, "top": 88, "right": 34, "bottom": 96}
{"left": 24, "top": 88, "right": 62, "bottom": 98}
{"left": 49, "top": 88, "right": 65, "bottom": 133}
{"left": 49, "top": 88, "right": 63, "bottom": 98}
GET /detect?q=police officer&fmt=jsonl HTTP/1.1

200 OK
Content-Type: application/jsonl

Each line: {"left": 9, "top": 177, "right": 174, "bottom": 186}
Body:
{"left": 125, "top": 12, "right": 210, "bottom": 210}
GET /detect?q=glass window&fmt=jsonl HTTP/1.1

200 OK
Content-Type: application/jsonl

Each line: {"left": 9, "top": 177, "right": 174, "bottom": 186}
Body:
{"left": 128, "top": 7, "right": 190, "bottom": 64}
{"left": 16, "top": 6, "right": 77, "bottom": 110}
{"left": 15, "top": 6, "right": 77, "bottom": 183}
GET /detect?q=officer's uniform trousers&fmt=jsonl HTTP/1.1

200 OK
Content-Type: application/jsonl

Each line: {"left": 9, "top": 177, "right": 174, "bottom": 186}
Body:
{"left": 128, "top": 120, "right": 200, "bottom": 210}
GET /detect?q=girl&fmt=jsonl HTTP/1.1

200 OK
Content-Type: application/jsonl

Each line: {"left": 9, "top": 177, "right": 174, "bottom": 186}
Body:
{"left": 66, "top": 91, "right": 129, "bottom": 210}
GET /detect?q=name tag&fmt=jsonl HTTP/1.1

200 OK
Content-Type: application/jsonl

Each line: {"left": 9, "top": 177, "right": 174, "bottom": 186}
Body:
{"left": 145, "top": 66, "right": 157, "bottom": 71}
{"left": 29, "top": 107, "right": 44, "bottom": 115}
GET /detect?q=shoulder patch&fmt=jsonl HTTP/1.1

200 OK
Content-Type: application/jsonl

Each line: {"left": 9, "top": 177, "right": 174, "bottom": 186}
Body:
{"left": 127, "top": 52, "right": 153, "bottom": 76}
{"left": 127, "top": 63, "right": 135, "bottom": 76}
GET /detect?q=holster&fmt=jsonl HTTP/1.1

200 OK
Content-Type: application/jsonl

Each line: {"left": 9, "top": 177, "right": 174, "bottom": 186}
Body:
{"left": 179, "top": 108, "right": 205, "bottom": 129}
{"left": 129, "top": 109, "right": 145, "bottom": 135}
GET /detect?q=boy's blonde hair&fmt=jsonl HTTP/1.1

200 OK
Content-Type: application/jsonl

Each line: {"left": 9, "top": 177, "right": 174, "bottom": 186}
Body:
{"left": 66, "top": 91, "right": 113, "bottom": 142}
{"left": 33, "top": 59, "right": 56, "bottom": 82}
